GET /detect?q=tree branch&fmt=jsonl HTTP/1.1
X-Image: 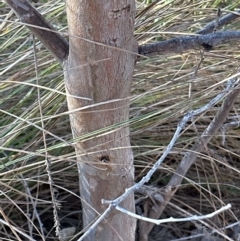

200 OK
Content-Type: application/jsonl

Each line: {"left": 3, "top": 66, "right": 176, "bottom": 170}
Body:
{"left": 81, "top": 76, "right": 238, "bottom": 241}
{"left": 116, "top": 204, "right": 231, "bottom": 225}
{"left": 139, "top": 78, "right": 240, "bottom": 241}
{"left": 5, "top": 0, "right": 69, "bottom": 64}
{"left": 138, "top": 31, "right": 240, "bottom": 56}
{"left": 196, "top": 9, "right": 240, "bottom": 34}
{"left": 7, "top": 1, "right": 240, "bottom": 62}
{"left": 138, "top": 8, "right": 240, "bottom": 57}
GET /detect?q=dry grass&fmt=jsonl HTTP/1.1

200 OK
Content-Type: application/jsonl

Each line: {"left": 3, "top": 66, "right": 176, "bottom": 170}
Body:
{"left": 1, "top": 0, "right": 240, "bottom": 240}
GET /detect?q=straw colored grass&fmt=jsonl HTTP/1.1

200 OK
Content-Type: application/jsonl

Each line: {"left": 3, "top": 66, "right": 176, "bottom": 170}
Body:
{"left": 1, "top": 0, "right": 240, "bottom": 240}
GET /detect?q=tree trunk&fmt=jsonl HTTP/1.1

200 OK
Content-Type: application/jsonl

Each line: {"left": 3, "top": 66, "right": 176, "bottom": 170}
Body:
{"left": 65, "top": 1, "right": 137, "bottom": 240}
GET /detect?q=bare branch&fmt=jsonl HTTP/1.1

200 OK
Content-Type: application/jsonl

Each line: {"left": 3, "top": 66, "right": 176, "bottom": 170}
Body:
{"left": 221, "top": 120, "right": 240, "bottom": 145}
{"left": 168, "top": 202, "right": 235, "bottom": 241}
{"left": 79, "top": 76, "right": 237, "bottom": 241}
{"left": 196, "top": 9, "right": 240, "bottom": 34}
{"left": 138, "top": 8, "right": 240, "bottom": 57}
{"left": 140, "top": 78, "right": 240, "bottom": 241}
{"left": 7, "top": 1, "right": 240, "bottom": 63}
{"left": 77, "top": 206, "right": 112, "bottom": 241}
{"left": 110, "top": 75, "right": 239, "bottom": 206}
{"left": 138, "top": 31, "right": 240, "bottom": 56}
{"left": 5, "top": 0, "right": 69, "bottom": 64}
{"left": 116, "top": 204, "right": 231, "bottom": 224}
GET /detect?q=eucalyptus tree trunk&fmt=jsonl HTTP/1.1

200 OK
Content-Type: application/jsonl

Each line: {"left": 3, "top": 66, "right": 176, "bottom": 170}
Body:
{"left": 65, "top": 1, "right": 137, "bottom": 240}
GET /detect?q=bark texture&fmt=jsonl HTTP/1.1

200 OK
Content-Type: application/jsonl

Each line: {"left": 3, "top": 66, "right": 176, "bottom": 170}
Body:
{"left": 65, "top": 1, "right": 137, "bottom": 240}
{"left": 5, "top": 0, "right": 69, "bottom": 64}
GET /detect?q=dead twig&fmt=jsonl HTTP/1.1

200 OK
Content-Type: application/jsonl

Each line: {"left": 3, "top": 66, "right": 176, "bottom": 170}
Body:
{"left": 139, "top": 78, "right": 240, "bottom": 241}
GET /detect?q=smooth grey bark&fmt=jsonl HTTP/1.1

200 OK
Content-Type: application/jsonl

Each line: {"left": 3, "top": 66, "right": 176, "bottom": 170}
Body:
{"left": 64, "top": 1, "right": 137, "bottom": 240}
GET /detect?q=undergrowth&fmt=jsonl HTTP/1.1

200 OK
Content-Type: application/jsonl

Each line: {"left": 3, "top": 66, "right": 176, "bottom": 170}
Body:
{"left": 1, "top": 0, "right": 240, "bottom": 240}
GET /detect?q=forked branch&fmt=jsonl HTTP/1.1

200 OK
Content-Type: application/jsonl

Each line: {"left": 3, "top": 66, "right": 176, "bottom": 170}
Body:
{"left": 139, "top": 78, "right": 240, "bottom": 241}
{"left": 79, "top": 76, "right": 240, "bottom": 241}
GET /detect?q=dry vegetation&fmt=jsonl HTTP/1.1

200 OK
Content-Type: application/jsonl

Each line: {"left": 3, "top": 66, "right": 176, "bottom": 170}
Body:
{"left": 1, "top": 0, "right": 240, "bottom": 240}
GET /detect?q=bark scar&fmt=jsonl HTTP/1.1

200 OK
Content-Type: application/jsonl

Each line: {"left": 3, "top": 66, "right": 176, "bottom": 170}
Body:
{"left": 108, "top": 4, "right": 130, "bottom": 19}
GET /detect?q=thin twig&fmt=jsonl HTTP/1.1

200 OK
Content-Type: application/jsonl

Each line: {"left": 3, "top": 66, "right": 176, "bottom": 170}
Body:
{"left": 20, "top": 175, "right": 45, "bottom": 239}
{"left": 0, "top": 208, "right": 21, "bottom": 241}
{"left": 77, "top": 206, "right": 112, "bottom": 241}
{"left": 116, "top": 204, "right": 231, "bottom": 225}
{"left": 32, "top": 35, "right": 46, "bottom": 239}
{"left": 213, "top": 8, "right": 222, "bottom": 32}
{"left": 33, "top": 35, "right": 62, "bottom": 237}
{"left": 0, "top": 216, "right": 36, "bottom": 241}
{"left": 168, "top": 202, "right": 234, "bottom": 241}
